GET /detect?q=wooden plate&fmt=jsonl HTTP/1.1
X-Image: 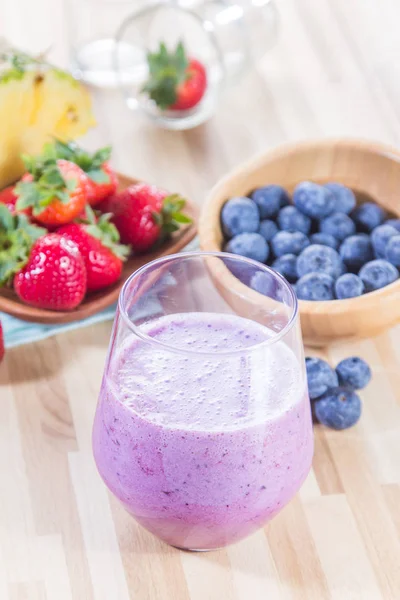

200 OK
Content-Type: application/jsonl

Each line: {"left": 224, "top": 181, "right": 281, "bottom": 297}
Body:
{"left": 0, "top": 173, "right": 198, "bottom": 324}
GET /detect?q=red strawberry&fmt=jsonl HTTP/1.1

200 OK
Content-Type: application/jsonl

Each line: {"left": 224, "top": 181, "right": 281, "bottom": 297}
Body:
{"left": 85, "top": 161, "right": 118, "bottom": 206}
{"left": 58, "top": 206, "right": 130, "bottom": 292}
{"left": 98, "top": 183, "right": 191, "bottom": 253}
{"left": 0, "top": 204, "right": 46, "bottom": 285}
{"left": 15, "top": 157, "right": 88, "bottom": 227}
{"left": 0, "top": 185, "right": 18, "bottom": 213}
{"left": 14, "top": 234, "right": 87, "bottom": 311}
{"left": 142, "top": 41, "right": 207, "bottom": 111}
{"left": 43, "top": 139, "right": 118, "bottom": 205}
{"left": 0, "top": 320, "right": 4, "bottom": 362}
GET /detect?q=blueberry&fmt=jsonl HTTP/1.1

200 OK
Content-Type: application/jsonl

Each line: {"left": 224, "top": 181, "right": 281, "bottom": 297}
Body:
{"left": 385, "top": 235, "right": 400, "bottom": 267}
{"left": 221, "top": 197, "right": 260, "bottom": 238}
{"left": 293, "top": 181, "right": 335, "bottom": 219}
{"left": 258, "top": 219, "right": 279, "bottom": 242}
{"left": 225, "top": 233, "right": 269, "bottom": 263}
{"left": 384, "top": 218, "right": 400, "bottom": 232}
{"left": 324, "top": 182, "right": 356, "bottom": 214}
{"left": 310, "top": 233, "right": 339, "bottom": 250}
{"left": 320, "top": 212, "right": 356, "bottom": 242}
{"left": 272, "top": 254, "right": 298, "bottom": 283}
{"left": 336, "top": 357, "right": 372, "bottom": 390}
{"left": 277, "top": 205, "right": 311, "bottom": 235}
{"left": 351, "top": 202, "right": 386, "bottom": 233}
{"left": 314, "top": 387, "right": 362, "bottom": 430}
{"left": 251, "top": 185, "right": 289, "bottom": 219}
{"left": 335, "top": 273, "right": 365, "bottom": 299}
{"left": 305, "top": 357, "right": 339, "bottom": 400}
{"left": 271, "top": 231, "right": 310, "bottom": 257}
{"left": 296, "top": 272, "right": 335, "bottom": 301}
{"left": 250, "top": 271, "right": 277, "bottom": 296}
{"left": 371, "top": 224, "right": 398, "bottom": 258}
{"left": 339, "top": 234, "right": 373, "bottom": 272}
{"left": 358, "top": 259, "right": 399, "bottom": 291}
{"left": 296, "top": 244, "right": 344, "bottom": 279}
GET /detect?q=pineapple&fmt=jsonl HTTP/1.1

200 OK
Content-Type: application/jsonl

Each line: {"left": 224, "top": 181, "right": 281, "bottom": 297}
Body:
{"left": 0, "top": 42, "right": 95, "bottom": 188}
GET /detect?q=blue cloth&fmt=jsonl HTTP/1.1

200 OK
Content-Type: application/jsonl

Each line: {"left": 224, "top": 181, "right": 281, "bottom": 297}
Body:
{"left": 2, "top": 238, "right": 199, "bottom": 348}
{"left": 2, "top": 305, "right": 117, "bottom": 348}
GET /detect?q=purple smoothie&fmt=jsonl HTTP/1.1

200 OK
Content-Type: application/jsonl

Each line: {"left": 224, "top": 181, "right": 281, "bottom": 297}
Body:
{"left": 93, "top": 312, "right": 313, "bottom": 550}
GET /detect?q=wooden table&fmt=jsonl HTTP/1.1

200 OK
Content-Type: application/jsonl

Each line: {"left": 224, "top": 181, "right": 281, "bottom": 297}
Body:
{"left": 2, "top": 1, "right": 400, "bottom": 598}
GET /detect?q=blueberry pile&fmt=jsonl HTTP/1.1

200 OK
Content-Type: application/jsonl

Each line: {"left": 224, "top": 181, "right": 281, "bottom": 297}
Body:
{"left": 221, "top": 182, "right": 400, "bottom": 300}
{"left": 306, "top": 356, "right": 371, "bottom": 430}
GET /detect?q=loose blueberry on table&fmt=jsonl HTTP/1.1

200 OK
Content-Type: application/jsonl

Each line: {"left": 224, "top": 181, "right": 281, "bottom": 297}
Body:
{"left": 220, "top": 179, "right": 400, "bottom": 300}
{"left": 336, "top": 357, "right": 372, "bottom": 390}
{"left": 314, "top": 388, "right": 362, "bottom": 431}
{"left": 305, "top": 357, "right": 338, "bottom": 400}
{"left": 305, "top": 355, "right": 372, "bottom": 430}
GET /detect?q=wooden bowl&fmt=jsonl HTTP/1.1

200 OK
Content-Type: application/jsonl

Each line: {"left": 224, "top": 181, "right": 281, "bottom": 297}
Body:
{"left": 0, "top": 173, "right": 198, "bottom": 324}
{"left": 199, "top": 139, "right": 400, "bottom": 347}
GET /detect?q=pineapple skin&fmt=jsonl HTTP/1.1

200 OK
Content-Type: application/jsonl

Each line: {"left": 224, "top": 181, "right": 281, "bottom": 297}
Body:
{"left": 0, "top": 66, "right": 95, "bottom": 188}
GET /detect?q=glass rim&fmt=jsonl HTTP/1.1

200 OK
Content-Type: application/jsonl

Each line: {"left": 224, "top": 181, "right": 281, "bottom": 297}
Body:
{"left": 118, "top": 251, "right": 299, "bottom": 356}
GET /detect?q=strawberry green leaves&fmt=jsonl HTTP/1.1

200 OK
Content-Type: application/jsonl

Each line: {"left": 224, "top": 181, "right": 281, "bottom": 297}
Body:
{"left": 142, "top": 41, "right": 189, "bottom": 109}
{"left": 0, "top": 204, "right": 46, "bottom": 284}
{"left": 154, "top": 194, "right": 192, "bottom": 242}
{"left": 82, "top": 205, "right": 130, "bottom": 261}
{"left": 44, "top": 139, "right": 112, "bottom": 184}
{"left": 15, "top": 158, "right": 77, "bottom": 215}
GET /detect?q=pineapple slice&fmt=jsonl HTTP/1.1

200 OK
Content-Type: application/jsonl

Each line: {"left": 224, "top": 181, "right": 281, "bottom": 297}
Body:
{"left": 0, "top": 44, "right": 95, "bottom": 188}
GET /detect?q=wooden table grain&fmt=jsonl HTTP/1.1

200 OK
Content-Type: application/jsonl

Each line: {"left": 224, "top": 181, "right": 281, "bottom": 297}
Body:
{"left": 2, "top": 0, "right": 400, "bottom": 598}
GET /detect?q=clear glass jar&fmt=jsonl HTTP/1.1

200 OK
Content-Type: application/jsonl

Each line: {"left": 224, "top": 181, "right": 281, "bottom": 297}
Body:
{"left": 116, "top": 0, "right": 279, "bottom": 128}
{"left": 92, "top": 251, "right": 313, "bottom": 551}
{"left": 70, "top": 0, "right": 278, "bottom": 129}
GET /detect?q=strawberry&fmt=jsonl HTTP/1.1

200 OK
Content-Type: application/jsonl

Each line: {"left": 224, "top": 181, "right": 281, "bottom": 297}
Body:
{"left": 0, "top": 320, "right": 4, "bottom": 363}
{"left": 15, "top": 156, "right": 88, "bottom": 227}
{"left": 0, "top": 204, "right": 46, "bottom": 285}
{"left": 0, "top": 185, "right": 18, "bottom": 213}
{"left": 98, "top": 183, "right": 191, "bottom": 253}
{"left": 44, "top": 140, "right": 118, "bottom": 206}
{"left": 14, "top": 234, "right": 87, "bottom": 311}
{"left": 58, "top": 206, "right": 130, "bottom": 292}
{"left": 142, "top": 41, "right": 207, "bottom": 111}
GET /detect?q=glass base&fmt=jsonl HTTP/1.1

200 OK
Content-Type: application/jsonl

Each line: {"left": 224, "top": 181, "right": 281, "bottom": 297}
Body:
{"left": 172, "top": 545, "right": 222, "bottom": 552}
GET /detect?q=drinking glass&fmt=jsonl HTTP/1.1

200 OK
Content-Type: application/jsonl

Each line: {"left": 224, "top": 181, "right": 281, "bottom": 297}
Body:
{"left": 92, "top": 252, "right": 313, "bottom": 551}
